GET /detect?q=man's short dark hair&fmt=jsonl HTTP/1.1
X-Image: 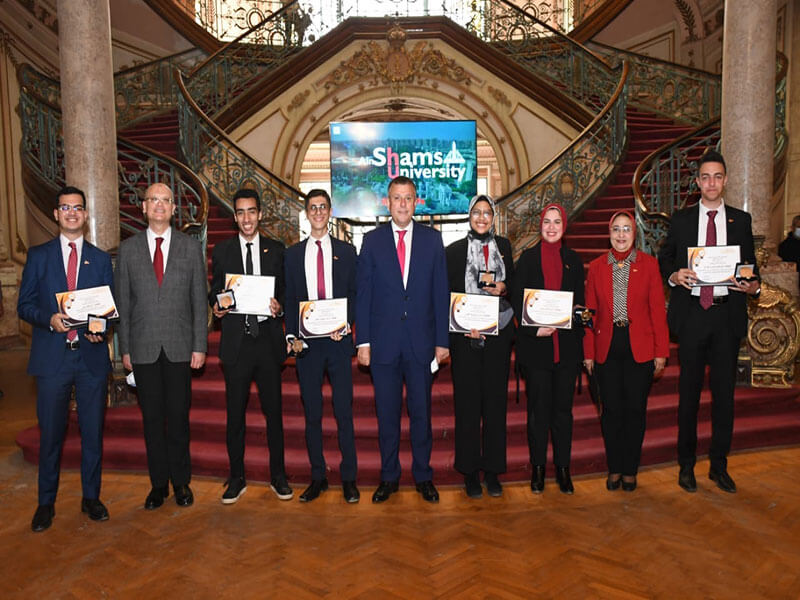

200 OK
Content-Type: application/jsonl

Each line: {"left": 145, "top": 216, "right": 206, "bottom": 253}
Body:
{"left": 388, "top": 176, "right": 416, "bottom": 196}
{"left": 57, "top": 185, "right": 86, "bottom": 207}
{"left": 305, "top": 189, "right": 331, "bottom": 211}
{"left": 232, "top": 188, "right": 260, "bottom": 211}
{"left": 697, "top": 149, "right": 726, "bottom": 174}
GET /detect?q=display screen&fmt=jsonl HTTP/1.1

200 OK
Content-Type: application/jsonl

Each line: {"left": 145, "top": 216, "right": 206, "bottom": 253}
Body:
{"left": 329, "top": 121, "right": 477, "bottom": 218}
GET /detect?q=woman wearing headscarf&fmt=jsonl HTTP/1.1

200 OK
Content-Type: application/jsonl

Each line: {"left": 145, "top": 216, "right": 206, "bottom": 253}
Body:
{"left": 446, "top": 194, "right": 515, "bottom": 498}
{"left": 512, "top": 204, "right": 585, "bottom": 494}
{"left": 583, "top": 210, "right": 668, "bottom": 491}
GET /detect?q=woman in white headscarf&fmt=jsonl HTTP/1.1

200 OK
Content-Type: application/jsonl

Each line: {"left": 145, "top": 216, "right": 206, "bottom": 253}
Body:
{"left": 446, "top": 194, "right": 515, "bottom": 499}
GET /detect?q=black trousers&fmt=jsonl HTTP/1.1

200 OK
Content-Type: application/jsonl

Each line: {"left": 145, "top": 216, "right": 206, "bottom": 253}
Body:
{"left": 450, "top": 323, "right": 513, "bottom": 475}
{"left": 134, "top": 349, "right": 192, "bottom": 488}
{"left": 222, "top": 332, "right": 285, "bottom": 480}
{"left": 595, "top": 326, "right": 654, "bottom": 476}
{"left": 524, "top": 361, "right": 579, "bottom": 468}
{"left": 677, "top": 299, "right": 739, "bottom": 471}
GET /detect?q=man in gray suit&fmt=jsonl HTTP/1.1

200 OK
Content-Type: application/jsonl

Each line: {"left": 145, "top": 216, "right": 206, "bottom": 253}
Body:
{"left": 116, "top": 182, "right": 208, "bottom": 509}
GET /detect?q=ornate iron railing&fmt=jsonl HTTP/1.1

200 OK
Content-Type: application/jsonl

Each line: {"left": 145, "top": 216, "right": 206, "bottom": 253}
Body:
{"left": 176, "top": 70, "right": 305, "bottom": 245}
{"left": 588, "top": 41, "right": 721, "bottom": 125}
{"left": 633, "top": 53, "right": 788, "bottom": 255}
{"left": 180, "top": 0, "right": 608, "bottom": 42}
{"left": 114, "top": 48, "right": 207, "bottom": 127}
{"left": 17, "top": 63, "right": 209, "bottom": 244}
{"left": 498, "top": 62, "right": 629, "bottom": 256}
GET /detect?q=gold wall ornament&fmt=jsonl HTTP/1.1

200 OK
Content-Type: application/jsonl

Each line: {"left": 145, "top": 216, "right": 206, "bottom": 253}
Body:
{"left": 287, "top": 90, "right": 310, "bottom": 112}
{"left": 747, "top": 282, "right": 800, "bottom": 388}
{"left": 487, "top": 86, "right": 511, "bottom": 108}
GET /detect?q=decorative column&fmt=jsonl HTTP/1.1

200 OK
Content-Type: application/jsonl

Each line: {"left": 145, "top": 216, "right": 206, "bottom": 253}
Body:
{"left": 56, "top": 0, "right": 119, "bottom": 251}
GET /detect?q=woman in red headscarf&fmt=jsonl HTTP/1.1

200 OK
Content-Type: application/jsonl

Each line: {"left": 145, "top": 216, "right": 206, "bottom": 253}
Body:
{"left": 583, "top": 211, "right": 669, "bottom": 491}
{"left": 512, "top": 204, "right": 585, "bottom": 494}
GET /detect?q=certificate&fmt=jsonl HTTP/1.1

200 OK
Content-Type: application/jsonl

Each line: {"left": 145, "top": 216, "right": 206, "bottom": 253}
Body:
{"left": 224, "top": 274, "right": 275, "bottom": 316}
{"left": 687, "top": 245, "right": 740, "bottom": 286}
{"left": 55, "top": 285, "right": 118, "bottom": 329}
{"left": 449, "top": 293, "right": 499, "bottom": 336}
{"left": 521, "top": 289, "right": 573, "bottom": 329}
{"left": 298, "top": 298, "right": 348, "bottom": 338}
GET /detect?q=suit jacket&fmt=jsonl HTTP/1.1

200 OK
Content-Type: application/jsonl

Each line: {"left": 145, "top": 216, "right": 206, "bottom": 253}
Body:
{"left": 658, "top": 203, "right": 758, "bottom": 339}
{"left": 284, "top": 236, "right": 357, "bottom": 351}
{"left": 18, "top": 237, "right": 114, "bottom": 377}
{"left": 355, "top": 221, "right": 449, "bottom": 365}
{"left": 208, "top": 234, "right": 287, "bottom": 365}
{"left": 116, "top": 228, "right": 208, "bottom": 364}
{"left": 511, "top": 242, "right": 585, "bottom": 367}
{"left": 583, "top": 250, "right": 669, "bottom": 364}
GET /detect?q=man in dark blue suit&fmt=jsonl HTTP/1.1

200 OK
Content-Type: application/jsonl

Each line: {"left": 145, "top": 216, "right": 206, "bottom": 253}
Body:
{"left": 285, "top": 189, "right": 359, "bottom": 503}
{"left": 18, "top": 186, "right": 113, "bottom": 532}
{"left": 356, "top": 176, "right": 450, "bottom": 503}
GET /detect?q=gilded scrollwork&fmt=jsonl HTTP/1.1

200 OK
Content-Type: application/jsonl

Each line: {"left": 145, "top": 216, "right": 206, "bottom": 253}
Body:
{"left": 747, "top": 282, "right": 800, "bottom": 388}
{"left": 287, "top": 89, "right": 310, "bottom": 111}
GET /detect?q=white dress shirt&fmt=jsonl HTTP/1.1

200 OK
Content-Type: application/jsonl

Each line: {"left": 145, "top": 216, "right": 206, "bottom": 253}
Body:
{"left": 694, "top": 201, "right": 729, "bottom": 298}
{"left": 60, "top": 234, "right": 84, "bottom": 282}
{"left": 304, "top": 233, "right": 333, "bottom": 300}
{"left": 238, "top": 234, "right": 268, "bottom": 322}
{"left": 391, "top": 219, "right": 413, "bottom": 288}
{"left": 146, "top": 226, "right": 172, "bottom": 275}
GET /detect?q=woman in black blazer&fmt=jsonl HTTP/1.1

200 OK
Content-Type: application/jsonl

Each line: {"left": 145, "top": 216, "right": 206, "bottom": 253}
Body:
{"left": 446, "top": 194, "right": 515, "bottom": 499}
{"left": 512, "top": 204, "right": 585, "bottom": 494}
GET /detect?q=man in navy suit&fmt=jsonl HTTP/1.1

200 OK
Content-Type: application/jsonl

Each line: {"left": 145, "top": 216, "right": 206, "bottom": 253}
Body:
{"left": 659, "top": 150, "right": 761, "bottom": 494}
{"left": 18, "top": 186, "right": 114, "bottom": 532}
{"left": 356, "top": 176, "right": 450, "bottom": 503}
{"left": 285, "top": 189, "right": 359, "bottom": 503}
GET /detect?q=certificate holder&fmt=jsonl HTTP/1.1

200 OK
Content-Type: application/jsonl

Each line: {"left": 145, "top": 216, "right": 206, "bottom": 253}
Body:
{"left": 54, "top": 285, "right": 119, "bottom": 329}
{"left": 298, "top": 298, "right": 348, "bottom": 339}
{"left": 449, "top": 293, "right": 499, "bottom": 335}
{"left": 521, "top": 288, "right": 574, "bottom": 329}
{"left": 224, "top": 273, "right": 275, "bottom": 316}
{"left": 687, "top": 245, "right": 740, "bottom": 286}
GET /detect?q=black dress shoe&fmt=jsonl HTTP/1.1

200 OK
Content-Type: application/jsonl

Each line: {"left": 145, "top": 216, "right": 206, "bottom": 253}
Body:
{"left": 144, "top": 485, "right": 169, "bottom": 510}
{"left": 81, "top": 498, "right": 109, "bottom": 521}
{"left": 709, "top": 468, "right": 737, "bottom": 493}
{"left": 174, "top": 484, "right": 194, "bottom": 507}
{"left": 530, "top": 465, "right": 545, "bottom": 494}
{"left": 484, "top": 472, "right": 503, "bottom": 497}
{"left": 372, "top": 481, "right": 399, "bottom": 503}
{"left": 342, "top": 480, "right": 360, "bottom": 503}
{"left": 464, "top": 472, "right": 482, "bottom": 499}
{"left": 678, "top": 465, "right": 697, "bottom": 493}
{"left": 621, "top": 477, "right": 637, "bottom": 492}
{"left": 270, "top": 476, "right": 294, "bottom": 500}
{"left": 31, "top": 504, "right": 54, "bottom": 532}
{"left": 221, "top": 477, "right": 247, "bottom": 505}
{"left": 606, "top": 474, "right": 622, "bottom": 491}
{"left": 416, "top": 480, "right": 439, "bottom": 503}
{"left": 299, "top": 479, "right": 329, "bottom": 502}
{"left": 556, "top": 467, "right": 574, "bottom": 495}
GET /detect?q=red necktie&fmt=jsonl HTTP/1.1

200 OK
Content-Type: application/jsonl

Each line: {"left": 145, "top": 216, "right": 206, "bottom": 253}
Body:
{"left": 67, "top": 242, "right": 77, "bottom": 342}
{"left": 397, "top": 230, "right": 406, "bottom": 281}
{"left": 153, "top": 237, "right": 164, "bottom": 286}
{"left": 700, "top": 210, "right": 717, "bottom": 310}
{"left": 316, "top": 240, "right": 326, "bottom": 300}
{"left": 483, "top": 244, "right": 489, "bottom": 270}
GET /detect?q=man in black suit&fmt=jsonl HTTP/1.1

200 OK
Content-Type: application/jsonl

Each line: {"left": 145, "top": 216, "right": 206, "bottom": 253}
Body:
{"left": 209, "top": 188, "right": 292, "bottom": 503}
{"left": 284, "top": 189, "right": 359, "bottom": 503}
{"left": 658, "top": 149, "right": 761, "bottom": 494}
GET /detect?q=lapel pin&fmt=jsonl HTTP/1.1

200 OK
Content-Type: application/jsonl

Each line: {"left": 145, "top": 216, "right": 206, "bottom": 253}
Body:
{"left": 728, "top": 218, "right": 734, "bottom": 223}
{"left": 83, "top": 260, "right": 90, "bottom": 265}
{"left": 263, "top": 248, "right": 268, "bottom": 253}
{"left": 333, "top": 255, "right": 339, "bottom": 260}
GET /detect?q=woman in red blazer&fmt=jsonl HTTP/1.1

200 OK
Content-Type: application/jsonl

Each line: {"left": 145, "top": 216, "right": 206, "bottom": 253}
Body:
{"left": 583, "top": 211, "right": 669, "bottom": 491}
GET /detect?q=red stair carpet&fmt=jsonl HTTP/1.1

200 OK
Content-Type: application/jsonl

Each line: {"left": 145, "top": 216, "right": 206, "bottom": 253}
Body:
{"left": 16, "top": 107, "right": 800, "bottom": 486}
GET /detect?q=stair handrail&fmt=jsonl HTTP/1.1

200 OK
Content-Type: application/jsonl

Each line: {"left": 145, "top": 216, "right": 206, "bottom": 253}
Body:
{"left": 633, "top": 52, "right": 788, "bottom": 255}
{"left": 175, "top": 69, "right": 305, "bottom": 246}
{"left": 497, "top": 61, "right": 629, "bottom": 257}
{"left": 17, "top": 63, "right": 210, "bottom": 245}
{"left": 587, "top": 41, "right": 721, "bottom": 125}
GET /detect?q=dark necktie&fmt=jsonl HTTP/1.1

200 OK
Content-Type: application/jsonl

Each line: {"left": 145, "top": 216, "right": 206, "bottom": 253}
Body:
{"left": 397, "top": 230, "right": 406, "bottom": 281}
{"left": 700, "top": 210, "right": 717, "bottom": 310}
{"left": 67, "top": 242, "right": 77, "bottom": 342}
{"left": 245, "top": 242, "right": 259, "bottom": 337}
{"left": 316, "top": 240, "right": 326, "bottom": 300}
{"left": 153, "top": 237, "right": 164, "bottom": 286}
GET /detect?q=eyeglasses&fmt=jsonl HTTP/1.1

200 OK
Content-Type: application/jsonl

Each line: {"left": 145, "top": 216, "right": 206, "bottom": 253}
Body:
{"left": 470, "top": 209, "right": 493, "bottom": 219}
{"left": 307, "top": 204, "right": 330, "bottom": 214}
{"left": 57, "top": 204, "right": 85, "bottom": 213}
{"left": 611, "top": 226, "right": 633, "bottom": 234}
{"left": 145, "top": 196, "right": 173, "bottom": 205}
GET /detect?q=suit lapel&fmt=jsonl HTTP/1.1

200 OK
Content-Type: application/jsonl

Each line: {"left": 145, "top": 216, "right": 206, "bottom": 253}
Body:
{"left": 52, "top": 239, "right": 69, "bottom": 290}
{"left": 162, "top": 229, "right": 180, "bottom": 286}
{"left": 136, "top": 231, "right": 160, "bottom": 291}
{"left": 382, "top": 224, "right": 405, "bottom": 288}
{"left": 406, "top": 221, "right": 419, "bottom": 289}
{"left": 76, "top": 243, "right": 92, "bottom": 289}
{"left": 257, "top": 235, "right": 270, "bottom": 275}
{"left": 298, "top": 238, "right": 309, "bottom": 298}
